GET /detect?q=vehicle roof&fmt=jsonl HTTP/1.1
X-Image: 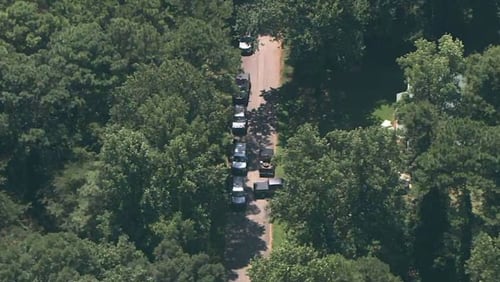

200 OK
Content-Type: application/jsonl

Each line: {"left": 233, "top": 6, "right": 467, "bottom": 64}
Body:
{"left": 254, "top": 181, "right": 269, "bottom": 190}
{"left": 234, "top": 142, "right": 246, "bottom": 156}
{"left": 233, "top": 176, "right": 245, "bottom": 187}
{"left": 234, "top": 105, "right": 246, "bottom": 116}
{"left": 234, "top": 104, "right": 246, "bottom": 111}
{"left": 268, "top": 178, "right": 284, "bottom": 186}
{"left": 259, "top": 148, "right": 274, "bottom": 157}
{"left": 233, "top": 115, "right": 246, "bottom": 122}
{"left": 236, "top": 73, "right": 250, "bottom": 80}
{"left": 240, "top": 35, "right": 253, "bottom": 40}
{"left": 232, "top": 186, "right": 244, "bottom": 192}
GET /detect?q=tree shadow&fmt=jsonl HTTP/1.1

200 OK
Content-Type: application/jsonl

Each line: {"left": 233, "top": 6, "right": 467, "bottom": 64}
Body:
{"left": 247, "top": 90, "right": 277, "bottom": 142}
{"left": 224, "top": 210, "right": 267, "bottom": 280}
{"left": 245, "top": 134, "right": 260, "bottom": 171}
{"left": 268, "top": 62, "right": 404, "bottom": 144}
{"left": 245, "top": 201, "right": 261, "bottom": 215}
{"left": 246, "top": 89, "right": 278, "bottom": 170}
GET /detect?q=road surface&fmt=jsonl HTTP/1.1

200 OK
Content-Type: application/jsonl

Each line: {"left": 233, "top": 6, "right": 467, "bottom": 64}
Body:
{"left": 225, "top": 36, "right": 282, "bottom": 282}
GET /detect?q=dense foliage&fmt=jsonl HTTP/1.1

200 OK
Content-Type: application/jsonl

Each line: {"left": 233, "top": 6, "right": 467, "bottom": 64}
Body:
{"left": 1, "top": 1, "right": 238, "bottom": 280}
{"left": 1, "top": 0, "right": 499, "bottom": 281}
{"left": 237, "top": 1, "right": 500, "bottom": 282}
{"left": 249, "top": 242, "right": 401, "bottom": 282}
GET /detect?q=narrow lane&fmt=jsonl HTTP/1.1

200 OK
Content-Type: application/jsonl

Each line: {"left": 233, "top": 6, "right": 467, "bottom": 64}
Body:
{"left": 225, "top": 36, "right": 282, "bottom": 282}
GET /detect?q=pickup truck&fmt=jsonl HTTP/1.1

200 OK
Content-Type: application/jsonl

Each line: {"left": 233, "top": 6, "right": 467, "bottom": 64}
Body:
{"left": 258, "top": 147, "right": 275, "bottom": 177}
{"left": 253, "top": 177, "right": 284, "bottom": 199}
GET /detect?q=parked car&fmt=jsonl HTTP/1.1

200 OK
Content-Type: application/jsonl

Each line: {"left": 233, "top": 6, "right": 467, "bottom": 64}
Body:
{"left": 234, "top": 73, "right": 251, "bottom": 106}
{"left": 238, "top": 35, "right": 255, "bottom": 55}
{"left": 253, "top": 181, "right": 270, "bottom": 199}
{"left": 268, "top": 177, "right": 284, "bottom": 190}
{"left": 232, "top": 105, "right": 248, "bottom": 136}
{"left": 253, "top": 178, "right": 284, "bottom": 199}
{"left": 258, "top": 147, "right": 275, "bottom": 177}
{"left": 231, "top": 141, "right": 247, "bottom": 176}
{"left": 231, "top": 176, "right": 247, "bottom": 209}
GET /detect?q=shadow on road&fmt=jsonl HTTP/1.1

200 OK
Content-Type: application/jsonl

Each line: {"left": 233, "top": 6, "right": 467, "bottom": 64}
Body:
{"left": 225, "top": 209, "right": 267, "bottom": 280}
{"left": 246, "top": 88, "right": 279, "bottom": 171}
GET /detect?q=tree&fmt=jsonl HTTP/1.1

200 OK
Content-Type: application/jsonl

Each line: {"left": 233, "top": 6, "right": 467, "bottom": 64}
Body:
{"left": 464, "top": 45, "right": 500, "bottom": 125}
{"left": 272, "top": 124, "right": 411, "bottom": 276}
{"left": 164, "top": 17, "right": 240, "bottom": 88}
{"left": 396, "top": 100, "right": 441, "bottom": 159}
{"left": 364, "top": 0, "right": 425, "bottom": 55}
{"left": 412, "top": 118, "right": 500, "bottom": 281}
{"left": 466, "top": 232, "right": 500, "bottom": 282}
{"left": 0, "top": 232, "right": 150, "bottom": 281}
{"left": 0, "top": 1, "right": 65, "bottom": 54}
{"left": 166, "top": 0, "right": 233, "bottom": 28}
{"left": 0, "top": 0, "right": 247, "bottom": 279}
{"left": 64, "top": 128, "right": 155, "bottom": 249}
{"left": 0, "top": 191, "right": 25, "bottom": 230}
{"left": 47, "top": 22, "right": 116, "bottom": 129}
{"left": 48, "top": 0, "right": 120, "bottom": 26}
{"left": 111, "top": 60, "right": 231, "bottom": 139}
{"left": 397, "top": 34, "right": 466, "bottom": 114}
{"left": 249, "top": 241, "right": 401, "bottom": 282}
{"left": 106, "top": 17, "right": 163, "bottom": 76}
{"left": 0, "top": 42, "right": 76, "bottom": 203}
{"left": 237, "top": 0, "right": 369, "bottom": 82}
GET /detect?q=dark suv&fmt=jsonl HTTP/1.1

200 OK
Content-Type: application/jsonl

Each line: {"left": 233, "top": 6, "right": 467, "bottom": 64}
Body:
{"left": 230, "top": 176, "right": 247, "bottom": 209}
{"left": 234, "top": 73, "right": 251, "bottom": 106}
{"left": 231, "top": 141, "right": 247, "bottom": 176}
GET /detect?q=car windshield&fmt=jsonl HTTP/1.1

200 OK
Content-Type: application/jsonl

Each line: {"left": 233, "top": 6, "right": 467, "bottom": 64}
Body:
{"left": 236, "top": 79, "right": 248, "bottom": 88}
{"left": 233, "top": 116, "right": 246, "bottom": 122}
{"left": 234, "top": 106, "right": 245, "bottom": 115}
{"left": 240, "top": 36, "right": 252, "bottom": 43}
{"left": 232, "top": 190, "right": 245, "bottom": 197}
{"left": 236, "top": 73, "right": 249, "bottom": 84}
{"left": 233, "top": 156, "right": 246, "bottom": 162}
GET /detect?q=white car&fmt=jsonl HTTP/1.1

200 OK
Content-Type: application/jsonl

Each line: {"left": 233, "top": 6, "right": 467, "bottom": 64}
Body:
{"left": 232, "top": 105, "right": 248, "bottom": 136}
{"left": 231, "top": 176, "right": 247, "bottom": 207}
{"left": 238, "top": 36, "right": 254, "bottom": 55}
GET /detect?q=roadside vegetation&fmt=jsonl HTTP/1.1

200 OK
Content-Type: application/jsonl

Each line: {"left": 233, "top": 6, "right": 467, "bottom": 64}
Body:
{"left": 0, "top": 1, "right": 239, "bottom": 280}
{"left": 1, "top": 1, "right": 499, "bottom": 281}
{"left": 236, "top": 0, "right": 500, "bottom": 281}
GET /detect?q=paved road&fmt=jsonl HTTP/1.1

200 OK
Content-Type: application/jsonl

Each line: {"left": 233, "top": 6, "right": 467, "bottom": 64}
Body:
{"left": 225, "top": 36, "right": 282, "bottom": 282}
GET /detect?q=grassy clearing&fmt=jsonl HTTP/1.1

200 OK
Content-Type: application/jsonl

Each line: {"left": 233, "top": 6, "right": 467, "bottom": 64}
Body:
{"left": 271, "top": 220, "right": 286, "bottom": 249}
{"left": 274, "top": 145, "right": 285, "bottom": 178}
{"left": 271, "top": 144, "right": 287, "bottom": 251}
{"left": 372, "top": 103, "right": 395, "bottom": 122}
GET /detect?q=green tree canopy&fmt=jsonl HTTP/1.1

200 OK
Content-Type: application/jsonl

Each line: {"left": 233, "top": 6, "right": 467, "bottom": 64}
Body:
{"left": 0, "top": 232, "right": 150, "bottom": 281}
{"left": 412, "top": 118, "right": 500, "bottom": 281}
{"left": 272, "top": 124, "right": 410, "bottom": 275}
{"left": 466, "top": 232, "right": 500, "bottom": 282}
{"left": 397, "top": 34, "right": 466, "bottom": 114}
{"left": 249, "top": 242, "right": 401, "bottom": 282}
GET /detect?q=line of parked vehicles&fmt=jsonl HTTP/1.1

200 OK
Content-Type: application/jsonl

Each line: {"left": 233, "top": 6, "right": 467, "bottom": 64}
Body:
{"left": 228, "top": 37, "right": 284, "bottom": 210}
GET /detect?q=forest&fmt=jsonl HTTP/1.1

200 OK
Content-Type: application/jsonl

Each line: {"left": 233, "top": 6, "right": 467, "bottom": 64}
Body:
{"left": 0, "top": 0, "right": 499, "bottom": 281}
